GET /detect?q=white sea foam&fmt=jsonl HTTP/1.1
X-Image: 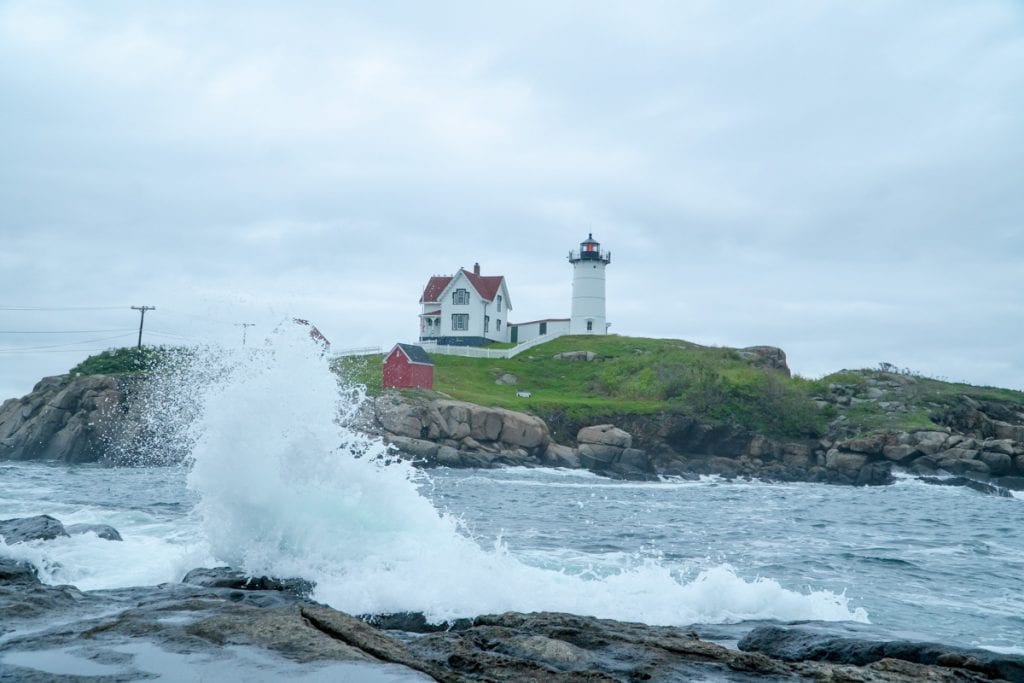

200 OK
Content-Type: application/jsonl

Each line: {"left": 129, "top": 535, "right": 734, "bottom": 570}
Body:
{"left": 181, "top": 324, "right": 869, "bottom": 626}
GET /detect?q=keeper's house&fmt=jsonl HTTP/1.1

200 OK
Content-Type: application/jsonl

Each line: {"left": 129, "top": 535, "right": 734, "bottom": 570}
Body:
{"left": 382, "top": 343, "right": 434, "bottom": 389}
{"left": 418, "top": 263, "right": 511, "bottom": 346}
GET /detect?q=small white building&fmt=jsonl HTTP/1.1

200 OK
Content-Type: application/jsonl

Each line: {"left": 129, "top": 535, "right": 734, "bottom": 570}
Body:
{"left": 419, "top": 263, "right": 512, "bottom": 346}
{"left": 508, "top": 318, "right": 570, "bottom": 344}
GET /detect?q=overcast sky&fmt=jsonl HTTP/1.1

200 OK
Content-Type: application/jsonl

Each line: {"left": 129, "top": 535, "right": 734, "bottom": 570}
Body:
{"left": 1, "top": 0, "right": 1022, "bottom": 401}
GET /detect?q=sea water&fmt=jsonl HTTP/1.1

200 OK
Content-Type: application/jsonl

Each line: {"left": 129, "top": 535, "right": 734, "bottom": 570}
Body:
{"left": 1, "top": 326, "right": 1022, "bottom": 657}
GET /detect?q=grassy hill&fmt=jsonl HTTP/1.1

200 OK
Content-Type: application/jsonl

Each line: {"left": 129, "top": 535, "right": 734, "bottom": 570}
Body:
{"left": 70, "top": 337, "right": 1024, "bottom": 443}
{"left": 335, "top": 336, "right": 825, "bottom": 438}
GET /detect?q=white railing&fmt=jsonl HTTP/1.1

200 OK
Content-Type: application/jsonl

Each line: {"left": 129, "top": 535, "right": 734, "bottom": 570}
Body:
{"left": 416, "top": 332, "right": 566, "bottom": 360}
{"left": 331, "top": 346, "right": 382, "bottom": 358}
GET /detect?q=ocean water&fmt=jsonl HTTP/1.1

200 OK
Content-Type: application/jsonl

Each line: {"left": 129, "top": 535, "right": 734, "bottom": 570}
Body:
{"left": 2, "top": 326, "right": 1023, "bottom": 667}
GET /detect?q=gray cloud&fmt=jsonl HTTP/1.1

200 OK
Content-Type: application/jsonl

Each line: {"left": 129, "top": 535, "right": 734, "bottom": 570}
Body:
{"left": 1, "top": 0, "right": 1022, "bottom": 399}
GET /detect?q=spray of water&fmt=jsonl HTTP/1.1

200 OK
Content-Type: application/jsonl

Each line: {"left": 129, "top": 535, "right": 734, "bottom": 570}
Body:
{"left": 181, "top": 324, "right": 868, "bottom": 625}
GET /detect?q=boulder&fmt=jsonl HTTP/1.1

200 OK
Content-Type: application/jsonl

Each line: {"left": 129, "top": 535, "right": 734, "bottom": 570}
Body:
{"left": 912, "top": 431, "right": 950, "bottom": 456}
{"left": 978, "top": 451, "right": 1013, "bottom": 476}
{"left": 542, "top": 443, "right": 580, "bottom": 468}
{"left": 498, "top": 411, "right": 548, "bottom": 449}
{"left": 182, "top": 567, "right": 315, "bottom": 597}
{"left": 386, "top": 435, "right": 439, "bottom": 460}
{"left": 882, "top": 445, "right": 918, "bottom": 462}
{"left": 552, "top": 351, "right": 597, "bottom": 362}
{"left": 825, "top": 450, "right": 868, "bottom": 472}
{"left": 469, "top": 409, "right": 504, "bottom": 442}
{"left": 0, "top": 514, "right": 68, "bottom": 543}
{"left": 577, "top": 424, "right": 633, "bottom": 449}
{"left": 577, "top": 443, "right": 621, "bottom": 468}
{"left": 495, "top": 373, "right": 518, "bottom": 385}
{"left": 982, "top": 439, "right": 1016, "bottom": 456}
{"left": 840, "top": 434, "right": 885, "bottom": 455}
{"left": 65, "top": 523, "right": 123, "bottom": 541}
{"left": 737, "top": 346, "right": 791, "bottom": 376}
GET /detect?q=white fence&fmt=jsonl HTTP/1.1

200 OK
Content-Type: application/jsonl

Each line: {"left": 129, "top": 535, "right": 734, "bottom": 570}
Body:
{"left": 418, "top": 332, "right": 565, "bottom": 359}
{"left": 331, "top": 346, "right": 382, "bottom": 358}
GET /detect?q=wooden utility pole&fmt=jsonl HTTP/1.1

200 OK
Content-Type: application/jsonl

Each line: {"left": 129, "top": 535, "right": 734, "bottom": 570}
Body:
{"left": 131, "top": 306, "right": 155, "bottom": 348}
{"left": 235, "top": 322, "right": 255, "bottom": 346}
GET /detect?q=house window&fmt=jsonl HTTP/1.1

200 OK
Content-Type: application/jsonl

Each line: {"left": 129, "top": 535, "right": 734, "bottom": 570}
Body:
{"left": 497, "top": 295, "right": 502, "bottom": 312}
{"left": 452, "top": 314, "right": 469, "bottom": 331}
{"left": 586, "top": 320, "right": 593, "bottom": 331}
{"left": 496, "top": 320, "right": 501, "bottom": 331}
{"left": 539, "top": 322, "right": 547, "bottom": 335}
{"left": 452, "top": 288, "right": 470, "bottom": 305}
{"left": 484, "top": 315, "right": 490, "bottom": 333}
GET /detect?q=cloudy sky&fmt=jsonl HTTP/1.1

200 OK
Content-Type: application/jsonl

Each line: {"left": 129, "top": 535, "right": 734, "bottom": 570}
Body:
{"left": 1, "top": 0, "right": 1022, "bottom": 400}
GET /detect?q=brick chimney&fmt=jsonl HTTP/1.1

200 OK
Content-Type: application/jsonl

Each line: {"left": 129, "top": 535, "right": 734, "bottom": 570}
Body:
{"left": 473, "top": 262, "right": 480, "bottom": 275}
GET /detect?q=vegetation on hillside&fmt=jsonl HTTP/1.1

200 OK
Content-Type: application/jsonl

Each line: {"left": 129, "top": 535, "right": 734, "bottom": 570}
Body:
{"left": 333, "top": 336, "right": 827, "bottom": 438}
{"left": 70, "top": 346, "right": 177, "bottom": 376}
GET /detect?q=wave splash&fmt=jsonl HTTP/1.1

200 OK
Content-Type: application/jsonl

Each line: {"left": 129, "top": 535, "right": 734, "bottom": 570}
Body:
{"left": 183, "top": 325, "right": 868, "bottom": 626}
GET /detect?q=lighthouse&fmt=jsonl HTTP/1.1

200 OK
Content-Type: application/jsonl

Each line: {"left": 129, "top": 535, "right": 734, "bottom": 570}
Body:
{"left": 568, "top": 233, "right": 611, "bottom": 335}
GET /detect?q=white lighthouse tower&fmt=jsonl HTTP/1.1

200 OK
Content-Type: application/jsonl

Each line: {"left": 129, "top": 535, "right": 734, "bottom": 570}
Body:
{"left": 568, "top": 233, "right": 611, "bottom": 335}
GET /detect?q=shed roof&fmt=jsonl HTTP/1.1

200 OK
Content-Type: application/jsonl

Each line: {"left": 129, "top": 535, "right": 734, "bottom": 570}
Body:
{"left": 388, "top": 343, "right": 433, "bottom": 365}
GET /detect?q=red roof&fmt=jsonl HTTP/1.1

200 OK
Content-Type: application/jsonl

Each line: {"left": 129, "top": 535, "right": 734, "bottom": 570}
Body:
{"left": 419, "top": 270, "right": 505, "bottom": 303}
{"left": 420, "top": 276, "right": 452, "bottom": 304}
{"left": 462, "top": 270, "right": 504, "bottom": 302}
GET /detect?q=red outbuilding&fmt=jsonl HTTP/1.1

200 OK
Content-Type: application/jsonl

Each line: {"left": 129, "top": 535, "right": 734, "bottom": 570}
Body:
{"left": 382, "top": 343, "right": 434, "bottom": 390}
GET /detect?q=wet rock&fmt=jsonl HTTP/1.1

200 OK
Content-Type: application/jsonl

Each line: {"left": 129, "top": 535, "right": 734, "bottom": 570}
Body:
{"left": 0, "top": 558, "right": 40, "bottom": 585}
{"left": 65, "top": 523, "right": 123, "bottom": 541}
{"left": 738, "top": 625, "right": 1024, "bottom": 682}
{"left": 0, "top": 374, "right": 129, "bottom": 463}
{"left": 918, "top": 476, "right": 1013, "bottom": 497}
{"left": 542, "top": 442, "right": 580, "bottom": 468}
{"left": 181, "top": 567, "right": 315, "bottom": 597}
{"left": 361, "top": 612, "right": 472, "bottom": 633}
{"left": 0, "top": 514, "right": 68, "bottom": 543}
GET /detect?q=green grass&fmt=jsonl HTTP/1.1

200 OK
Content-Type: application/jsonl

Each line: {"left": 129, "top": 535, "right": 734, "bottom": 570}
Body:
{"left": 70, "top": 346, "right": 176, "bottom": 376}
{"left": 341, "top": 336, "right": 827, "bottom": 438}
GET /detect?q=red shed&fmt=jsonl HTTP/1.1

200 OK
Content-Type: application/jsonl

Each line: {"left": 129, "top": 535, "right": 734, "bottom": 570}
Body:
{"left": 383, "top": 343, "right": 434, "bottom": 390}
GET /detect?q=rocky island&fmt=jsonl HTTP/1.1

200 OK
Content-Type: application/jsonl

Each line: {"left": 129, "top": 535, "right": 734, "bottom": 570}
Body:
{"left": 3, "top": 336, "right": 1023, "bottom": 492}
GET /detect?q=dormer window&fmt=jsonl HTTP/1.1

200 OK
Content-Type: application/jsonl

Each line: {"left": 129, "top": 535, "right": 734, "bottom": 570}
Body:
{"left": 453, "top": 288, "right": 470, "bottom": 305}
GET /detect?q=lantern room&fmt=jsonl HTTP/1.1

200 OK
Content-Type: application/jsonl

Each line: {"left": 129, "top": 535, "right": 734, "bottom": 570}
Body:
{"left": 568, "top": 233, "right": 611, "bottom": 264}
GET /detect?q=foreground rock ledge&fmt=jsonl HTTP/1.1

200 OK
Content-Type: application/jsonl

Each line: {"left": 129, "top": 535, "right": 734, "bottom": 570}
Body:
{"left": 2, "top": 562, "right": 1021, "bottom": 682}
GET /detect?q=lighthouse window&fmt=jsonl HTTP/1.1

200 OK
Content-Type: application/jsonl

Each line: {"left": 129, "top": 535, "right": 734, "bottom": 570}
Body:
{"left": 497, "top": 320, "right": 501, "bottom": 331}
{"left": 452, "top": 314, "right": 469, "bottom": 331}
{"left": 484, "top": 315, "right": 490, "bottom": 333}
{"left": 586, "top": 320, "right": 593, "bottom": 331}
{"left": 539, "top": 322, "right": 547, "bottom": 335}
{"left": 496, "top": 295, "right": 502, "bottom": 312}
{"left": 453, "top": 288, "right": 470, "bottom": 305}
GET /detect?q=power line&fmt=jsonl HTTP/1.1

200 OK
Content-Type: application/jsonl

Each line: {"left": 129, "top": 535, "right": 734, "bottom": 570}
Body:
{"left": 0, "top": 334, "right": 135, "bottom": 352}
{"left": 0, "top": 305, "right": 129, "bottom": 311}
{"left": 0, "top": 329, "right": 136, "bottom": 334}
